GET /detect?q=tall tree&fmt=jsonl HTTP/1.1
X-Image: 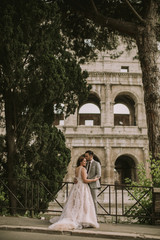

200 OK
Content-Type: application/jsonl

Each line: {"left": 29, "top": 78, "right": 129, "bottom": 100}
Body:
{"left": 58, "top": 0, "right": 160, "bottom": 162}
{"left": 0, "top": 0, "right": 90, "bottom": 213}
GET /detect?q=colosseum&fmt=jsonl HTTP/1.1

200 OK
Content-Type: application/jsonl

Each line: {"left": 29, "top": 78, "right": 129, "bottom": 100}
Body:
{"left": 55, "top": 43, "right": 151, "bottom": 185}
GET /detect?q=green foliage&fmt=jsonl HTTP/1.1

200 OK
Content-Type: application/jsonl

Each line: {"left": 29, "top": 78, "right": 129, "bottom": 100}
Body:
{"left": 58, "top": 1, "right": 120, "bottom": 62}
{"left": 0, "top": 188, "right": 9, "bottom": 215}
{"left": 0, "top": 0, "right": 91, "bottom": 214}
{"left": 0, "top": 135, "right": 7, "bottom": 177}
{"left": 150, "top": 155, "right": 160, "bottom": 187}
{"left": 125, "top": 155, "right": 160, "bottom": 224}
{"left": 57, "top": 0, "right": 144, "bottom": 62}
{"left": 18, "top": 124, "right": 71, "bottom": 182}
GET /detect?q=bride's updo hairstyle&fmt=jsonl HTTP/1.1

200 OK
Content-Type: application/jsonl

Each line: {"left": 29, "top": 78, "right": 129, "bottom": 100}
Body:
{"left": 76, "top": 155, "right": 85, "bottom": 167}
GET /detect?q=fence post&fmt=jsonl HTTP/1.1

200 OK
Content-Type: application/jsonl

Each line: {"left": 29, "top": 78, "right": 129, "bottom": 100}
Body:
{"left": 153, "top": 188, "right": 160, "bottom": 224}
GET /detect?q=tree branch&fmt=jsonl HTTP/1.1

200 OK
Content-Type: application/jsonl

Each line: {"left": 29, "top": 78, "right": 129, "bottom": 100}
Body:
{"left": 67, "top": 0, "right": 139, "bottom": 37}
{"left": 124, "top": 0, "right": 146, "bottom": 24}
{"left": 89, "top": 0, "right": 98, "bottom": 15}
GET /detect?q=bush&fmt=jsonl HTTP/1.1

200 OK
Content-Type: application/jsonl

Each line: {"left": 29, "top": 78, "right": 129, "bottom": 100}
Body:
{"left": 125, "top": 155, "right": 160, "bottom": 224}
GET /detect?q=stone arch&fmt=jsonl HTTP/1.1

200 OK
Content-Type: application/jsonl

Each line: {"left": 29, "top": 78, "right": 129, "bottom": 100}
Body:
{"left": 81, "top": 91, "right": 101, "bottom": 107}
{"left": 114, "top": 154, "right": 137, "bottom": 185}
{"left": 112, "top": 90, "right": 139, "bottom": 104}
{"left": 78, "top": 92, "right": 101, "bottom": 126}
{"left": 113, "top": 92, "right": 137, "bottom": 126}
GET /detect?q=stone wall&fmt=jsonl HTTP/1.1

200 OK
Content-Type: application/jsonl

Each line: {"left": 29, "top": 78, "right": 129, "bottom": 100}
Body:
{"left": 57, "top": 46, "right": 151, "bottom": 185}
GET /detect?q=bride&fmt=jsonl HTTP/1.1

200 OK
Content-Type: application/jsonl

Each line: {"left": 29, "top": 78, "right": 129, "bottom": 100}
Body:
{"left": 49, "top": 155, "right": 99, "bottom": 230}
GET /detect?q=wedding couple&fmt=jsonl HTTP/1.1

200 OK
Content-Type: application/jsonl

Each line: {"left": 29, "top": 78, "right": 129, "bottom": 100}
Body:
{"left": 49, "top": 150, "right": 101, "bottom": 230}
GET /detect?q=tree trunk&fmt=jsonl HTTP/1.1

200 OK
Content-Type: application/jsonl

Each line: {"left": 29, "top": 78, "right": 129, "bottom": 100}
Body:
{"left": 4, "top": 90, "right": 17, "bottom": 215}
{"left": 136, "top": 1, "right": 160, "bottom": 161}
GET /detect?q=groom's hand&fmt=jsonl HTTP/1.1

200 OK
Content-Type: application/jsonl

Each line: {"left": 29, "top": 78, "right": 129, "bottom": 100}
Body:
{"left": 74, "top": 177, "right": 78, "bottom": 184}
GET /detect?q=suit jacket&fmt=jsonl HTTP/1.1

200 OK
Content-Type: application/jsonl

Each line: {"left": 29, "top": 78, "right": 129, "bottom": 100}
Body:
{"left": 87, "top": 159, "right": 101, "bottom": 189}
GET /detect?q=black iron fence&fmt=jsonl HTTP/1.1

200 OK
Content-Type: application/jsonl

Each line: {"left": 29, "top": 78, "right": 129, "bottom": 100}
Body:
{"left": 0, "top": 178, "right": 157, "bottom": 223}
{"left": 0, "top": 178, "right": 73, "bottom": 215}
{"left": 97, "top": 184, "right": 154, "bottom": 223}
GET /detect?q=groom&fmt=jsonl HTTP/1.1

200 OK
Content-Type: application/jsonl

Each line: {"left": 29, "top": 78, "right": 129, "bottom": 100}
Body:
{"left": 85, "top": 150, "right": 101, "bottom": 213}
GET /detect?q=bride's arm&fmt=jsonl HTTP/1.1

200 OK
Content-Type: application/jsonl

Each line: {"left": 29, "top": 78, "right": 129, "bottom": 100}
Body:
{"left": 81, "top": 167, "right": 99, "bottom": 183}
{"left": 73, "top": 168, "right": 78, "bottom": 184}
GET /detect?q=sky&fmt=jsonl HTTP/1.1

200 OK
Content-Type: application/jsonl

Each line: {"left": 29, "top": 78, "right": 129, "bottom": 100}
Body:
{"left": 79, "top": 103, "right": 130, "bottom": 114}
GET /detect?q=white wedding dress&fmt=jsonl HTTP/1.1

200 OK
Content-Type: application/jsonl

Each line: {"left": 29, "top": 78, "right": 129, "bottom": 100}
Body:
{"left": 49, "top": 166, "right": 99, "bottom": 230}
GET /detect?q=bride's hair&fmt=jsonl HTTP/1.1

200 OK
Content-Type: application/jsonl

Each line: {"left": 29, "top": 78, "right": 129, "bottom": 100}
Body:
{"left": 77, "top": 155, "right": 85, "bottom": 167}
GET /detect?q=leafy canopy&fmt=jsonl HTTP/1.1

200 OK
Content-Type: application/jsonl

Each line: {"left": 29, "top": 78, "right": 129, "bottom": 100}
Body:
{"left": 0, "top": 0, "right": 91, "bottom": 213}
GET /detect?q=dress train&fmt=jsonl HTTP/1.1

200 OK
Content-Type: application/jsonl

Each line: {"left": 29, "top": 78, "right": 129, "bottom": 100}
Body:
{"left": 49, "top": 166, "right": 99, "bottom": 230}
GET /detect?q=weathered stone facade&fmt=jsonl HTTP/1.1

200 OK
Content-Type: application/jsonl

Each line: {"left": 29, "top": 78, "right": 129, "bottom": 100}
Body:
{"left": 56, "top": 46, "right": 151, "bottom": 185}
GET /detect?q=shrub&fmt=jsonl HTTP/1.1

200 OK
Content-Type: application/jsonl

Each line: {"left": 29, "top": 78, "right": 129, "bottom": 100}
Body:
{"left": 125, "top": 155, "right": 160, "bottom": 224}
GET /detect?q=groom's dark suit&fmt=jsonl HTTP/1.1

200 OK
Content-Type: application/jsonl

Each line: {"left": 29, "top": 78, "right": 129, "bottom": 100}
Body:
{"left": 86, "top": 159, "right": 101, "bottom": 212}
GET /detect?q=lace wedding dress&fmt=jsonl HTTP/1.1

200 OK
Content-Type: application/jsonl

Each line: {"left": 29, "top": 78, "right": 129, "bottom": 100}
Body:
{"left": 49, "top": 166, "right": 99, "bottom": 230}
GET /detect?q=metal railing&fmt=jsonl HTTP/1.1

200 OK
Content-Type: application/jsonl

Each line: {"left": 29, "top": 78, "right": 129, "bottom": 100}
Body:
{"left": 0, "top": 178, "right": 73, "bottom": 214}
{"left": 97, "top": 184, "right": 153, "bottom": 223}
{"left": 0, "top": 179, "right": 155, "bottom": 223}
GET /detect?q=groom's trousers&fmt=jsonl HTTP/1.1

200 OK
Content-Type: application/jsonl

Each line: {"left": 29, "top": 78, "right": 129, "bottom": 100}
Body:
{"left": 90, "top": 188, "right": 98, "bottom": 213}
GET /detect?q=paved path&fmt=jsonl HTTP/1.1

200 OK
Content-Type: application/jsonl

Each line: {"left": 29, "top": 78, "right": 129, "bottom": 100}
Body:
{"left": 0, "top": 216, "right": 160, "bottom": 240}
{"left": 0, "top": 230, "right": 124, "bottom": 240}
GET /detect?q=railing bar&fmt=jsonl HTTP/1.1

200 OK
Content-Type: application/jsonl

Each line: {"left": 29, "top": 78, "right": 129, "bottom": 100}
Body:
{"left": 0, "top": 180, "right": 25, "bottom": 208}
{"left": 97, "top": 185, "right": 109, "bottom": 197}
{"left": 25, "top": 181, "right": 27, "bottom": 209}
{"left": 31, "top": 181, "right": 34, "bottom": 210}
{"left": 40, "top": 182, "right": 73, "bottom": 198}
{"left": 0, "top": 179, "right": 154, "bottom": 223}
{"left": 97, "top": 201, "right": 110, "bottom": 215}
{"left": 124, "top": 188, "right": 152, "bottom": 215}
{"left": 40, "top": 182, "right": 64, "bottom": 208}
{"left": 66, "top": 183, "right": 69, "bottom": 198}
{"left": 2, "top": 180, "right": 153, "bottom": 189}
{"left": 122, "top": 187, "right": 124, "bottom": 215}
{"left": 54, "top": 183, "right": 67, "bottom": 195}
{"left": 125, "top": 186, "right": 151, "bottom": 199}
{"left": 40, "top": 182, "right": 56, "bottom": 198}
{"left": 37, "top": 181, "right": 39, "bottom": 210}
{"left": 109, "top": 185, "right": 111, "bottom": 214}
{"left": 115, "top": 186, "right": 118, "bottom": 223}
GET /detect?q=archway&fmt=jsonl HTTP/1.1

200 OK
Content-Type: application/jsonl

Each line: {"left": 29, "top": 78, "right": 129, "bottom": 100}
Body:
{"left": 114, "top": 94, "right": 136, "bottom": 126}
{"left": 114, "top": 103, "right": 130, "bottom": 126}
{"left": 114, "top": 155, "right": 136, "bottom": 185}
{"left": 78, "top": 93, "right": 101, "bottom": 126}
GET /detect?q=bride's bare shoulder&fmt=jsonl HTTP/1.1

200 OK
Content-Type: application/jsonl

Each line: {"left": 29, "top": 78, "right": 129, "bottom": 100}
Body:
{"left": 80, "top": 167, "right": 87, "bottom": 175}
{"left": 75, "top": 166, "right": 81, "bottom": 176}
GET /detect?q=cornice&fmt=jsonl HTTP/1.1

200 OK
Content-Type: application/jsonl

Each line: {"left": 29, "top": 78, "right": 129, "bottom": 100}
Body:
{"left": 88, "top": 72, "right": 142, "bottom": 77}
{"left": 64, "top": 134, "right": 148, "bottom": 139}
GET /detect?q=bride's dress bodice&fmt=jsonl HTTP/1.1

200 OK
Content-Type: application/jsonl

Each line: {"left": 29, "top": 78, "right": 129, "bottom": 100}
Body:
{"left": 49, "top": 166, "right": 99, "bottom": 231}
{"left": 75, "top": 166, "right": 85, "bottom": 182}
